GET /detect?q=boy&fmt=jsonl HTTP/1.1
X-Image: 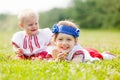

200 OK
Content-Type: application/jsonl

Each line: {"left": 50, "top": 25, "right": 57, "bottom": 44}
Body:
{"left": 11, "top": 9, "right": 52, "bottom": 60}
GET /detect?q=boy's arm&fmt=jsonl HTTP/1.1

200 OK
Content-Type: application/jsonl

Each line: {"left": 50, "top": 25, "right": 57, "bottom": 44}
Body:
{"left": 12, "top": 42, "right": 23, "bottom": 55}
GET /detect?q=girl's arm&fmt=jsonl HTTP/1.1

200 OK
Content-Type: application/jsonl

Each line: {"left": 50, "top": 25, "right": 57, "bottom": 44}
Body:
{"left": 72, "top": 54, "right": 84, "bottom": 63}
{"left": 72, "top": 50, "right": 84, "bottom": 63}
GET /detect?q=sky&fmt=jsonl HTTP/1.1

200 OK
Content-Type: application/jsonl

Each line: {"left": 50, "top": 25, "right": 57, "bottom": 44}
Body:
{"left": 0, "top": 0, "right": 71, "bottom": 14}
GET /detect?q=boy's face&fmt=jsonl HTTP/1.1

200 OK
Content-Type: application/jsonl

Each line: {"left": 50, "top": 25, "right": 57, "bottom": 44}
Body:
{"left": 55, "top": 33, "right": 76, "bottom": 53}
{"left": 21, "top": 16, "right": 39, "bottom": 35}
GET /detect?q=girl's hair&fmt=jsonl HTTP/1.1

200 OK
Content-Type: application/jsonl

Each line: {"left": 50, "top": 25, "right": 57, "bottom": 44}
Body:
{"left": 52, "top": 20, "right": 80, "bottom": 42}
{"left": 18, "top": 9, "right": 38, "bottom": 24}
{"left": 57, "top": 20, "right": 79, "bottom": 29}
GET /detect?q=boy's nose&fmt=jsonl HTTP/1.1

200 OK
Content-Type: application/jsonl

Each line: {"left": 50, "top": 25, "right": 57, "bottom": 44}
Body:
{"left": 33, "top": 24, "right": 37, "bottom": 28}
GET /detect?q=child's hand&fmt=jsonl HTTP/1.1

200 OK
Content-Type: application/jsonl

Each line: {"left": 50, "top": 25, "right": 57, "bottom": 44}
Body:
{"left": 51, "top": 49, "right": 59, "bottom": 59}
{"left": 56, "top": 53, "right": 68, "bottom": 61}
{"left": 51, "top": 49, "right": 68, "bottom": 61}
{"left": 31, "top": 57, "right": 42, "bottom": 61}
{"left": 15, "top": 48, "right": 23, "bottom": 55}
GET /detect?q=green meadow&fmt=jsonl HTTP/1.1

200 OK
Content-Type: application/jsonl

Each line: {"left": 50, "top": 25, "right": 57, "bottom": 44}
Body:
{"left": 0, "top": 30, "right": 120, "bottom": 80}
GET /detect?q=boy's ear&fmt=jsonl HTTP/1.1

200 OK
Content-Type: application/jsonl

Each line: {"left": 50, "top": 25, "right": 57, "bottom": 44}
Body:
{"left": 19, "top": 23, "right": 24, "bottom": 29}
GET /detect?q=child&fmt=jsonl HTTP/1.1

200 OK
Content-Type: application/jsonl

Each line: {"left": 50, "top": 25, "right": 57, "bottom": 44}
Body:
{"left": 11, "top": 9, "right": 52, "bottom": 60}
{"left": 47, "top": 20, "right": 116, "bottom": 63}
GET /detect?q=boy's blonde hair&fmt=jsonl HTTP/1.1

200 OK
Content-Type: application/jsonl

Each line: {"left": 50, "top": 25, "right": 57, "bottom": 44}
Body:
{"left": 18, "top": 9, "right": 38, "bottom": 24}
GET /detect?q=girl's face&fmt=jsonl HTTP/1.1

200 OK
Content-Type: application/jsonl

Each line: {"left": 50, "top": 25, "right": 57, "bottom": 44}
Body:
{"left": 21, "top": 16, "right": 39, "bottom": 35}
{"left": 55, "top": 33, "right": 77, "bottom": 53}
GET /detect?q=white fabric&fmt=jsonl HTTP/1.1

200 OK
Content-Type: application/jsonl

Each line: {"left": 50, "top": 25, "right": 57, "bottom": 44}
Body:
{"left": 12, "top": 28, "right": 52, "bottom": 56}
{"left": 67, "top": 45, "right": 101, "bottom": 62}
{"left": 46, "top": 44, "right": 116, "bottom": 62}
{"left": 47, "top": 44, "right": 98, "bottom": 62}
{"left": 46, "top": 45, "right": 56, "bottom": 54}
{"left": 101, "top": 52, "right": 116, "bottom": 60}
{"left": 67, "top": 44, "right": 83, "bottom": 61}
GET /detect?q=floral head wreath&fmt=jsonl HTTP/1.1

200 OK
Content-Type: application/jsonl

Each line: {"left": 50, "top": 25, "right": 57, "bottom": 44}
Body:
{"left": 52, "top": 24, "right": 80, "bottom": 37}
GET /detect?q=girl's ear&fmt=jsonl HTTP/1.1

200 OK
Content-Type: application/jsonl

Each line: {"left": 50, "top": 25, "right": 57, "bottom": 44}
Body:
{"left": 51, "top": 34, "right": 57, "bottom": 45}
{"left": 53, "top": 40, "right": 57, "bottom": 45}
{"left": 75, "top": 38, "right": 78, "bottom": 45}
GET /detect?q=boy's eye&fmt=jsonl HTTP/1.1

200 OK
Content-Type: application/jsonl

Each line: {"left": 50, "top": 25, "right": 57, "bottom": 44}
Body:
{"left": 35, "top": 22, "right": 38, "bottom": 25}
{"left": 29, "top": 24, "right": 33, "bottom": 26}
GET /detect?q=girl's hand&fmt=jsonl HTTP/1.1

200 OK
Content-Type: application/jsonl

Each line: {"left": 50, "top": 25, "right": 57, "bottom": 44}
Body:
{"left": 51, "top": 49, "right": 59, "bottom": 59}
{"left": 56, "top": 53, "right": 68, "bottom": 61}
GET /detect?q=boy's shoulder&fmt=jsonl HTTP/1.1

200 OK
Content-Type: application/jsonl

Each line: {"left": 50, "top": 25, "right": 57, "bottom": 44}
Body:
{"left": 38, "top": 28, "right": 52, "bottom": 39}
{"left": 12, "top": 31, "right": 25, "bottom": 41}
{"left": 39, "top": 28, "right": 51, "bottom": 32}
{"left": 39, "top": 28, "right": 52, "bottom": 34}
{"left": 13, "top": 31, "right": 25, "bottom": 37}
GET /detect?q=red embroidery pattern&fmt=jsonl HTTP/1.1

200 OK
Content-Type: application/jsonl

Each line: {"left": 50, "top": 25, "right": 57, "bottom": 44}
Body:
{"left": 23, "top": 35, "right": 40, "bottom": 53}
{"left": 23, "top": 36, "right": 27, "bottom": 49}
{"left": 34, "top": 36, "right": 40, "bottom": 48}
{"left": 28, "top": 36, "right": 33, "bottom": 53}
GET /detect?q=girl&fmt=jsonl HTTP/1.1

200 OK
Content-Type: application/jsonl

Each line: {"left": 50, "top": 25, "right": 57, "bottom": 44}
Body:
{"left": 47, "top": 20, "right": 116, "bottom": 63}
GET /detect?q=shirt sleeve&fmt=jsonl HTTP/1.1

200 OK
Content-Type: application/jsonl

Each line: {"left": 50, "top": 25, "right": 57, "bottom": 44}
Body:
{"left": 11, "top": 31, "right": 23, "bottom": 47}
{"left": 43, "top": 28, "right": 53, "bottom": 46}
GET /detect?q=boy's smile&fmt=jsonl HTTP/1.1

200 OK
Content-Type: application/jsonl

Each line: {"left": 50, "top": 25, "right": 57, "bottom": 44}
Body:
{"left": 22, "top": 15, "right": 39, "bottom": 35}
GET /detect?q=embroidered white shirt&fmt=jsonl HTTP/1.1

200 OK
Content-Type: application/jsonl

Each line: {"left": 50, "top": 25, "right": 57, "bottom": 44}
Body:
{"left": 12, "top": 28, "right": 52, "bottom": 56}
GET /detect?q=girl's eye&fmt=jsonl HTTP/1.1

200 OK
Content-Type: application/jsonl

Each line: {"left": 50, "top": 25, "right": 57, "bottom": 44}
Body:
{"left": 67, "top": 38, "right": 71, "bottom": 41}
{"left": 58, "top": 38, "right": 63, "bottom": 41}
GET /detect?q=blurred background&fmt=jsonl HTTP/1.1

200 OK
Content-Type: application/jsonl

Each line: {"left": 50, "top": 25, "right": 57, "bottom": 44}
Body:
{"left": 0, "top": 0, "right": 120, "bottom": 32}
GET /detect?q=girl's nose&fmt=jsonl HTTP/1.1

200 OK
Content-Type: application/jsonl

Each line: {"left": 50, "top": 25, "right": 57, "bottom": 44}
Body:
{"left": 62, "top": 40, "right": 67, "bottom": 45}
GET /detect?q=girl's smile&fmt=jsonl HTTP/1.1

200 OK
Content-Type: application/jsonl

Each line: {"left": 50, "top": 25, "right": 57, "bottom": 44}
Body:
{"left": 55, "top": 33, "right": 76, "bottom": 53}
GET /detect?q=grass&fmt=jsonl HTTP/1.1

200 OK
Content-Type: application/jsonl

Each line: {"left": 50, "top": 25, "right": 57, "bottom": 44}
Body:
{"left": 0, "top": 30, "right": 120, "bottom": 80}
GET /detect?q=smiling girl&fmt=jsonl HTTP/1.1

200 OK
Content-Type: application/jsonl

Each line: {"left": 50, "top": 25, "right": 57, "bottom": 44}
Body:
{"left": 48, "top": 20, "right": 116, "bottom": 62}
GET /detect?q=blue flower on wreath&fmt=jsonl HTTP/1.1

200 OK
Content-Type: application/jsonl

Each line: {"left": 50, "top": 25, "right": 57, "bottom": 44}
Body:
{"left": 74, "top": 29, "right": 80, "bottom": 37}
{"left": 52, "top": 24, "right": 59, "bottom": 33}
